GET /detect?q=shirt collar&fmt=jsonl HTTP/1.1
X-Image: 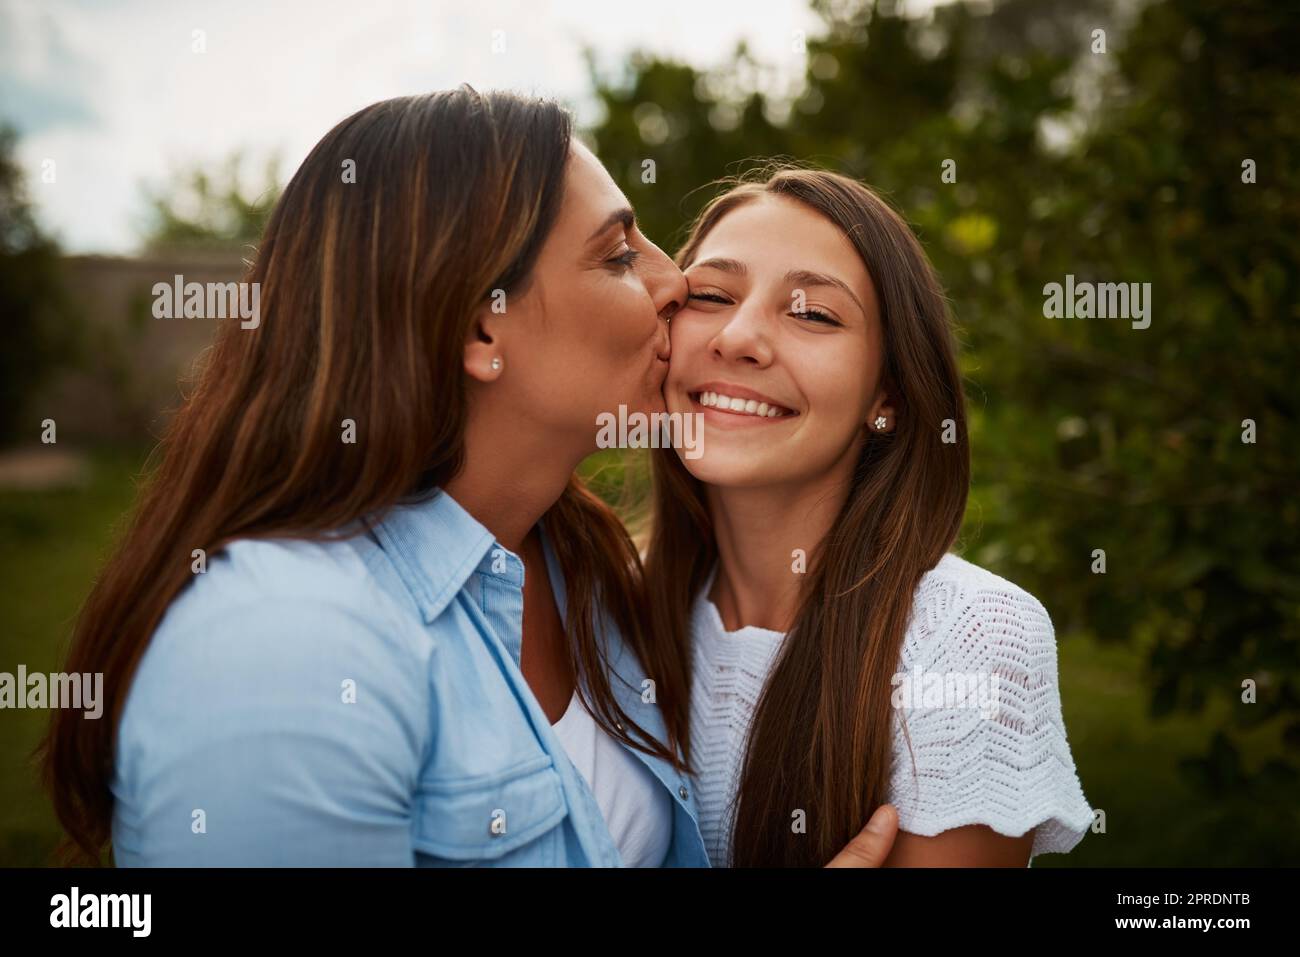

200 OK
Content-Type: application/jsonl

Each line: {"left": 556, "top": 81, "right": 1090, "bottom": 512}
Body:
{"left": 372, "top": 487, "right": 685, "bottom": 781}
{"left": 368, "top": 486, "right": 641, "bottom": 695}
{"left": 369, "top": 488, "right": 497, "bottom": 623}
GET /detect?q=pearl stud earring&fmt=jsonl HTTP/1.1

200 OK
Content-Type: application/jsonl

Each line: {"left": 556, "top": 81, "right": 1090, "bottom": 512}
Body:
{"left": 874, "top": 415, "right": 887, "bottom": 431}
{"left": 490, "top": 357, "right": 502, "bottom": 371}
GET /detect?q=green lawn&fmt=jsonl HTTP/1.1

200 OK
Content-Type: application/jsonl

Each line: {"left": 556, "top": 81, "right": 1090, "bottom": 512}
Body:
{"left": 1046, "top": 635, "right": 1297, "bottom": 866}
{"left": 0, "top": 448, "right": 144, "bottom": 865}
{"left": 1, "top": 448, "right": 1293, "bottom": 865}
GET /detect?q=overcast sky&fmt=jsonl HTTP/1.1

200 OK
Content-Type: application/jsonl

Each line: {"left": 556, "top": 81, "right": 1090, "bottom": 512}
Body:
{"left": 0, "top": 0, "right": 961, "bottom": 253}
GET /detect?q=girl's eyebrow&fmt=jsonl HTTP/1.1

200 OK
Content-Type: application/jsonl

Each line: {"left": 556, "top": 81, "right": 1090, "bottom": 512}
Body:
{"left": 784, "top": 268, "right": 867, "bottom": 319}
{"left": 689, "top": 257, "right": 747, "bottom": 275}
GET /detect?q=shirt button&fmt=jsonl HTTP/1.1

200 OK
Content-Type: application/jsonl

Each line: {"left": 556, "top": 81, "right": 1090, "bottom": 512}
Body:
{"left": 678, "top": 786, "right": 689, "bottom": 800}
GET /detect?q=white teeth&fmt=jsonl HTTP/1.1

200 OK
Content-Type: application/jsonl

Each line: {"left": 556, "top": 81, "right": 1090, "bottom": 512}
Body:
{"left": 695, "top": 391, "right": 790, "bottom": 418}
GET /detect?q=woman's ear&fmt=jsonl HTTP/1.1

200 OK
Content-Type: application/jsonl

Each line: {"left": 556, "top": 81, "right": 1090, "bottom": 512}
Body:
{"left": 464, "top": 304, "right": 505, "bottom": 384}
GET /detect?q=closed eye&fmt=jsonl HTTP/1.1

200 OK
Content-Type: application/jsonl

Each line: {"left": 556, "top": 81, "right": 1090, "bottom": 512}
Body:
{"left": 607, "top": 247, "right": 642, "bottom": 270}
{"left": 793, "top": 308, "right": 842, "bottom": 326}
{"left": 688, "top": 292, "right": 731, "bottom": 304}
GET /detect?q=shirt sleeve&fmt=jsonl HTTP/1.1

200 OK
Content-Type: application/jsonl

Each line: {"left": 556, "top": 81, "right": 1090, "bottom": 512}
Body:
{"left": 887, "top": 584, "right": 1095, "bottom": 858}
{"left": 111, "top": 596, "right": 432, "bottom": 866}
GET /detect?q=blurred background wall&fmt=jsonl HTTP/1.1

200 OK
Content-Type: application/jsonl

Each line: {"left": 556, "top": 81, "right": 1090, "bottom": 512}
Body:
{"left": 39, "top": 253, "right": 244, "bottom": 444}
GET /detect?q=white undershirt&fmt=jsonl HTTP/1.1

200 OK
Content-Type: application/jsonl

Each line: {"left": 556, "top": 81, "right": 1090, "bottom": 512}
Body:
{"left": 550, "top": 691, "right": 673, "bottom": 867}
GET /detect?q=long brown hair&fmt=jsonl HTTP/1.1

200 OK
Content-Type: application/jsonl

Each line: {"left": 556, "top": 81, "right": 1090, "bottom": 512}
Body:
{"left": 39, "top": 88, "right": 689, "bottom": 864}
{"left": 647, "top": 167, "right": 969, "bottom": 866}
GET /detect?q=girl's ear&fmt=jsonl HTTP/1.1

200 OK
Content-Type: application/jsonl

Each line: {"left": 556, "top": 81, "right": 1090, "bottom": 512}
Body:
{"left": 867, "top": 386, "right": 898, "bottom": 433}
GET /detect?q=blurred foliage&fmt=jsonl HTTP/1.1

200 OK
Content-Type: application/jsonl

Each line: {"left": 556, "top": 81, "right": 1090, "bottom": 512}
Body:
{"left": 138, "top": 151, "right": 281, "bottom": 252}
{"left": 586, "top": 0, "right": 1300, "bottom": 817}
{"left": 0, "top": 124, "right": 82, "bottom": 447}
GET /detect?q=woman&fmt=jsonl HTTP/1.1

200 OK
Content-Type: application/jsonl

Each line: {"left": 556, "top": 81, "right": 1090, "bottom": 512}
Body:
{"left": 649, "top": 167, "right": 1094, "bottom": 867}
{"left": 39, "top": 88, "right": 704, "bottom": 867}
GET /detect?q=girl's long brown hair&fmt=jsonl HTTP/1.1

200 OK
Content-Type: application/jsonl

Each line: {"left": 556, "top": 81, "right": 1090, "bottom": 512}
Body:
{"left": 39, "top": 88, "right": 690, "bottom": 864}
{"left": 647, "top": 167, "right": 969, "bottom": 867}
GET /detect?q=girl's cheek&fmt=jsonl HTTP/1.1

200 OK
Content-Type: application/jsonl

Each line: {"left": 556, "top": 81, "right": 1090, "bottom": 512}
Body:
{"left": 670, "top": 317, "right": 702, "bottom": 351}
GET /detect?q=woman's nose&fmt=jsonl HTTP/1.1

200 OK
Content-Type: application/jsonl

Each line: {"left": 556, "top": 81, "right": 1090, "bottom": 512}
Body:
{"left": 640, "top": 242, "right": 687, "bottom": 321}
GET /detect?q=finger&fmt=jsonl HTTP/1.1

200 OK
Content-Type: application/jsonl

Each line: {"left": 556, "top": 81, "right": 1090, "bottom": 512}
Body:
{"left": 824, "top": 803, "right": 899, "bottom": 868}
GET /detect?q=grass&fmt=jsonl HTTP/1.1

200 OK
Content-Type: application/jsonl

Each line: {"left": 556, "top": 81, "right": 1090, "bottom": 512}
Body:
{"left": 1, "top": 447, "right": 1294, "bottom": 865}
{"left": 1043, "top": 636, "right": 1296, "bottom": 866}
{"left": 0, "top": 448, "right": 145, "bottom": 865}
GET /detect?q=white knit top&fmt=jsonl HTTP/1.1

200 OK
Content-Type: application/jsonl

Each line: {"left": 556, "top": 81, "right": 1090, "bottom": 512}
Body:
{"left": 689, "top": 553, "right": 1094, "bottom": 866}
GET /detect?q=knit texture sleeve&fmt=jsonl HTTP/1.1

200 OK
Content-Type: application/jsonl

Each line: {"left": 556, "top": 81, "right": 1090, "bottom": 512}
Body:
{"left": 886, "top": 556, "right": 1095, "bottom": 858}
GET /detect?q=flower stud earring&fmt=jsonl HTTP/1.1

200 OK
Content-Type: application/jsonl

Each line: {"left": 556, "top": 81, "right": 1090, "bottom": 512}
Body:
{"left": 490, "top": 357, "right": 502, "bottom": 371}
{"left": 874, "top": 415, "right": 888, "bottom": 431}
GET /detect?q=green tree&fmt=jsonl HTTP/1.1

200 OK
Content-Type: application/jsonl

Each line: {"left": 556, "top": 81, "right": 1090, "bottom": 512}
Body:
{"left": 139, "top": 151, "right": 282, "bottom": 252}
{"left": 0, "top": 124, "right": 80, "bottom": 447}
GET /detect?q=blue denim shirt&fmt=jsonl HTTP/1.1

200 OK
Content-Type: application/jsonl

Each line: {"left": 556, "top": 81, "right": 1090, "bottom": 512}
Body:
{"left": 111, "top": 488, "right": 709, "bottom": 867}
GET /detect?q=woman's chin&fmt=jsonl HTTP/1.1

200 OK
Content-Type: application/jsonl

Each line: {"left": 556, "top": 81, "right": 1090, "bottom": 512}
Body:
{"left": 637, "top": 388, "right": 668, "bottom": 417}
